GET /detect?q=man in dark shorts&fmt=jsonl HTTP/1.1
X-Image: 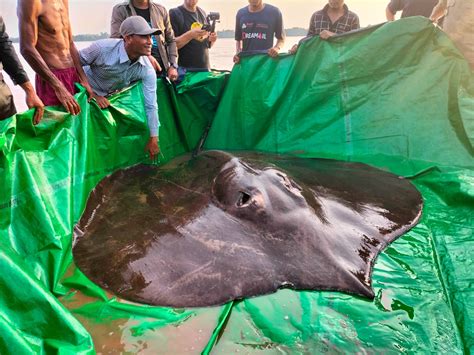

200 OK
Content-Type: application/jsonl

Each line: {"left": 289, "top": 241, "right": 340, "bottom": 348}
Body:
{"left": 169, "top": 0, "right": 217, "bottom": 70}
{"left": 0, "top": 16, "right": 44, "bottom": 122}
{"left": 233, "top": 0, "right": 285, "bottom": 64}
{"left": 111, "top": 0, "right": 179, "bottom": 81}
{"left": 18, "top": 0, "right": 105, "bottom": 115}
{"left": 290, "top": 0, "right": 360, "bottom": 54}
{"left": 386, "top": 0, "right": 439, "bottom": 21}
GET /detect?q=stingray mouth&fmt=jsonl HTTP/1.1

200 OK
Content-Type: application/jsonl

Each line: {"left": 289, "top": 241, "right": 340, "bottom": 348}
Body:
{"left": 222, "top": 187, "right": 265, "bottom": 212}
{"left": 237, "top": 191, "right": 252, "bottom": 207}
{"left": 212, "top": 159, "right": 308, "bottom": 214}
{"left": 212, "top": 161, "right": 267, "bottom": 214}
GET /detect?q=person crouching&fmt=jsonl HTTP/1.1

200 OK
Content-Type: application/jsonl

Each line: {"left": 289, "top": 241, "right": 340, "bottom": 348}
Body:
{"left": 79, "top": 16, "right": 161, "bottom": 159}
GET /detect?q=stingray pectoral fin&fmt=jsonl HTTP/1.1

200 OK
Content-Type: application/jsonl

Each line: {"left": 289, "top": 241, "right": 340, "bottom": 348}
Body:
{"left": 345, "top": 270, "right": 375, "bottom": 299}
{"left": 295, "top": 265, "right": 375, "bottom": 299}
{"left": 124, "top": 205, "right": 281, "bottom": 308}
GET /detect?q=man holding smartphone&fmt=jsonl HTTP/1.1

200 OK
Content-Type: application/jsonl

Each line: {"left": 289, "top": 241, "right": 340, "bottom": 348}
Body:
{"left": 170, "top": 0, "right": 218, "bottom": 70}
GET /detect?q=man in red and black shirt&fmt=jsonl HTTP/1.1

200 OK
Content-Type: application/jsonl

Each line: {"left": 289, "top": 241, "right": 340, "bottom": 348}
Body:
{"left": 290, "top": 0, "right": 359, "bottom": 53}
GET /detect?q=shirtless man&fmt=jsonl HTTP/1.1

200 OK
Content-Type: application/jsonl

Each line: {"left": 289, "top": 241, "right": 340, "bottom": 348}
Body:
{"left": 18, "top": 0, "right": 106, "bottom": 116}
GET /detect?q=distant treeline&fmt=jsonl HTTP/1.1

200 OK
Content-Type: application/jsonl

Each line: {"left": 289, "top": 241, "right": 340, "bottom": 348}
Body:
{"left": 73, "top": 32, "right": 110, "bottom": 41}
{"left": 11, "top": 28, "right": 307, "bottom": 43}
{"left": 11, "top": 32, "right": 110, "bottom": 43}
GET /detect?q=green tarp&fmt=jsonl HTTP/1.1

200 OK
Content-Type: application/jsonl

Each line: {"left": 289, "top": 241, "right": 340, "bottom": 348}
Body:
{"left": 0, "top": 17, "right": 472, "bottom": 353}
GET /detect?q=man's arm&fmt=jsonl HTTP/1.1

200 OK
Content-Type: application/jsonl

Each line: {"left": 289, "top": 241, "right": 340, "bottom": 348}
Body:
{"left": 208, "top": 32, "right": 217, "bottom": 49}
{"left": 233, "top": 40, "right": 242, "bottom": 64}
{"left": 78, "top": 41, "right": 101, "bottom": 66}
{"left": 71, "top": 42, "right": 109, "bottom": 108}
{"left": 174, "top": 29, "right": 208, "bottom": 49}
{"left": 18, "top": 0, "right": 80, "bottom": 115}
{"left": 268, "top": 37, "right": 284, "bottom": 57}
{"left": 141, "top": 64, "right": 160, "bottom": 158}
{"left": 68, "top": 24, "right": 109, "bottom": 108}
{"left": 202, "top": 10, "right": 217, "bottom": 49}
{"left": 0, "top": 17, "right": 44, "bottom": 123}
{"left": 169, "top": 9, "right": 208, "bottom": 50}
{"left": 162, "top": 9, "right": 178, "bottom": 67}
{"left": 291, "top": 13, "right": 316, "bottom": 54}
{"left": 110, "top": 5, "right": 126, "bottom": 38}
{"left": 233, "top": 12, "right": 242, "bottom": 64}
{"left": 430, "top": 0, "right": 448, "bottom": 22}
{"left": 307, "top": 13, "right": 317, "bottom": 37}
{"left": 275, "top": 37, "right": 285, "bottom": 49}
{"left": 160, "top": 8, "right": 178, "bottom": 81}
{"left": 268, "top": 10, "right": 285, "bottom": 58}
{"left": 385, "top": 5, "right": 396, "bottom": 21}
{"left": 20, "top": 81, "right": 44, "bottom": 124}
{"left": 351, "top": 15, "right": 361, "bottom": 30}
{"left": 386, "top": 0, "right": 403, "bottom": 21}
{"left": 76, "top": 41, "right": 109, "bottom": 107}
{"left": 0, "top": 16, "right": 29, "bottom": 86}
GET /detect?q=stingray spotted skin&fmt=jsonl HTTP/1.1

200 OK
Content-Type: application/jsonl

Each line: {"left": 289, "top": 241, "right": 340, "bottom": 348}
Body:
{"left": 73, "top": 151, "right": 423, "bottom": 308}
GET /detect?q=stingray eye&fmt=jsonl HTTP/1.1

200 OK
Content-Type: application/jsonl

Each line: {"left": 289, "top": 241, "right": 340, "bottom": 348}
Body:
{"left": 276, "top": 172, "right": 303, "bottom": 192}
{"left": 237, "top": 191, "right": 251, "bottom": 207}
{"left": 276, "top": 172, "right": 292, "bottom": 189}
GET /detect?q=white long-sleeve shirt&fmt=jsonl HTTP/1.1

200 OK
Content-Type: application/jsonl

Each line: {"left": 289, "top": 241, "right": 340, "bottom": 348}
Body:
{"left": 79, "top": 39, "right": 159, "bottom": 137}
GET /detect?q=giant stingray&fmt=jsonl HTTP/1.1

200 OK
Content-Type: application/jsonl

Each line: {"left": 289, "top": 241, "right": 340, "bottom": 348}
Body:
{"left": 73, "top": 151, "right": 423, "bottom": 308}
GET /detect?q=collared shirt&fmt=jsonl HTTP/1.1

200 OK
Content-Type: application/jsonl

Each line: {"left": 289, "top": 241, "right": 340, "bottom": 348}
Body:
{"left": 308, "top": 4, "right": 360, "bottom": 37}
{"left": 0, "top": 16, "right": 29, "bottom": 85}
{"left": 79, "top": 39, "right": 159, "bottom": 137}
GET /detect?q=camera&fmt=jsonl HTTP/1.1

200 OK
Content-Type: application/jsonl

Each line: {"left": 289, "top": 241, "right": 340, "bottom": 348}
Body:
{"left": 207, "top": 12, "right": 220, "bottom": 22}
{"left": 202, "top": 12, "right": 220, "bottom": 33}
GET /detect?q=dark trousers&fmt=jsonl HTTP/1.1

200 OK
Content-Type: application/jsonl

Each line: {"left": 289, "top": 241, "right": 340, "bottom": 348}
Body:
{"left": 0, "top": 78, "right": 16, "bottom": 120}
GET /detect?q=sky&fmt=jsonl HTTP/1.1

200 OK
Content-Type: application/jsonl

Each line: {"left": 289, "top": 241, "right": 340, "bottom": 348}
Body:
{"left": 2, "top": 0, "right": 388, "bottom": 37}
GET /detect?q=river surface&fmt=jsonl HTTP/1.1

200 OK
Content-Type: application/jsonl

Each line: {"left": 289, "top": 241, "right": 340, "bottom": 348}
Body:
{"left": 7, "top": 37, "right": 303, "bottom": 113}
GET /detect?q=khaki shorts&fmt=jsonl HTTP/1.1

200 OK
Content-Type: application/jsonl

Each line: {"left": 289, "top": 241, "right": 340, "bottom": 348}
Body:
{"left": 0, "top": 79, "right": 16, "bottom": 120}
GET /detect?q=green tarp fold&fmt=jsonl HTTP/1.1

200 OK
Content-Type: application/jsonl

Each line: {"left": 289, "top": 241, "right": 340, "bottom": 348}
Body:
{"left": 0, "top": 17, "right": 472, "bottom": 353}
{"left": 206, "top": 18, "right": 473, "bottom": 173}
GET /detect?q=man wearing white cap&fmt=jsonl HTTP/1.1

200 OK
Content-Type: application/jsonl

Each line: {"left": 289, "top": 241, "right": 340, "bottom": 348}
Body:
{"left": 79, "top": 16, "right": 161, "bottom": 158}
